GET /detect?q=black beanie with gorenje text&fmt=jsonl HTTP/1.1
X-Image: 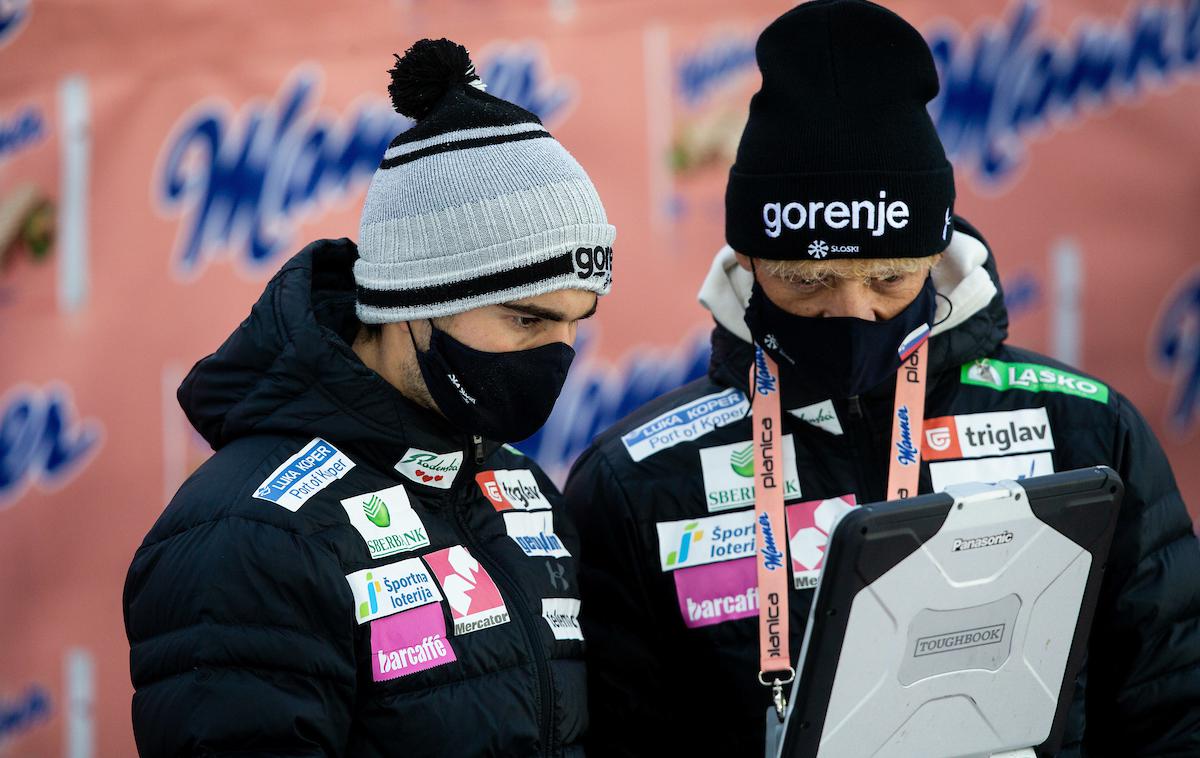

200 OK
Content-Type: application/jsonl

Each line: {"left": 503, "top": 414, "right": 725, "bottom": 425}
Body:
{"left": 725, "top": 0, "right": 955, "bottom": 261}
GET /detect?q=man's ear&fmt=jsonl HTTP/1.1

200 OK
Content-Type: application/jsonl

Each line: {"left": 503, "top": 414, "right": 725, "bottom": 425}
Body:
{"left": 733, "top": 250, "right": 755, "bottom": 272}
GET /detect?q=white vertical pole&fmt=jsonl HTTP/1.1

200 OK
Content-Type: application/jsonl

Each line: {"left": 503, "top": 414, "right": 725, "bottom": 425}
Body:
{"left": 1051, "top": 238, "right": 1082, "bottom": 367}
{"left": 57, "top": 75, "right": 90, "bottom": 315}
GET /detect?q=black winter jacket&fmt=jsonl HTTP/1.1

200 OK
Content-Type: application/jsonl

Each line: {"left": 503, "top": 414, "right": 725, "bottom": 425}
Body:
{"left": 124, "top": 239, "right": 586, "bottom": 757}
{"left": 563, "top": 220, "right": 1200, "bottom": 757}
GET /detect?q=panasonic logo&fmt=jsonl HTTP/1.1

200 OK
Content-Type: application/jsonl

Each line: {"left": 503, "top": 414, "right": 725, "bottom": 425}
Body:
{"left": 914, "top": 624, "right": 1006, "bottom": 657}
{"left": 952, "top": 531, "right": 1014, "bottom": 552}
{"left": 762, "top": 191, "right": 910, "bottom": 239}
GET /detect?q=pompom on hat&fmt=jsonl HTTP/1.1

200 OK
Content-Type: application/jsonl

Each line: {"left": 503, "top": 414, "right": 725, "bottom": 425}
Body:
{"left": 356, "top": 38, "right": 616, "bottom": 323}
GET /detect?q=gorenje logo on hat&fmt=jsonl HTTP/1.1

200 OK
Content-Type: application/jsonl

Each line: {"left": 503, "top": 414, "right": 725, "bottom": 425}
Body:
{"left": 762, "top": 191, "right": 910, "bottom": 240}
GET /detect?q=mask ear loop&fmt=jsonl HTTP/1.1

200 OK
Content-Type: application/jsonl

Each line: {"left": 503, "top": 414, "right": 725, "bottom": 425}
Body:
{"left": 406, "top": 319, "right": 436, "bottom": 356}
{"left": 743, "top": 257, "right": 760, "bottom": 416}
{"left": 934, "top": 291, "right": 953, "bottom": 327}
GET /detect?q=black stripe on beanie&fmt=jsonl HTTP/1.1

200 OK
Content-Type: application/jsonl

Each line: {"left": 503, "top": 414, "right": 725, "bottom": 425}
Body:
{"left": 357, "top": 247, "right": 612, "bottom": 310}
{"left": 379, "top": 129, "right": 552, "bottom": 170}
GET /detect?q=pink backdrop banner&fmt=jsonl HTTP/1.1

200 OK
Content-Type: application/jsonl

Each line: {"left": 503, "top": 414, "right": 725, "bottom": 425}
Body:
{"left": 3, "top": 0, "right": 1198, "bottom": 754}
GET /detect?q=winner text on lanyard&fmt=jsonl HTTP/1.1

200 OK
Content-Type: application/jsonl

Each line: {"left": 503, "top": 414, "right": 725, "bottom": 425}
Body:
{"left": 750, "top": 334, "right": 929, "bottom": 721}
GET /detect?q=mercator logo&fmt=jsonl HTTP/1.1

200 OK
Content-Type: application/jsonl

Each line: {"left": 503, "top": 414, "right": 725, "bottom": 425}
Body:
{"left": 763, "top": 191, "right": 910, "bottom": 239}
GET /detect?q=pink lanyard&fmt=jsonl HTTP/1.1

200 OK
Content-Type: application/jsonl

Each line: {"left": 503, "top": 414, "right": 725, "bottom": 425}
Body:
{"left": 752, "top": 334, "right": 929, "bottom": 718}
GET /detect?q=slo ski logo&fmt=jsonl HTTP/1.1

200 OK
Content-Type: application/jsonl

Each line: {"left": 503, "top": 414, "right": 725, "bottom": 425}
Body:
{"left": 667, "top": 522, "right": 703, "bottom": 567}
{"left": 786, "top": 495, "right": 858, "bottom": 589}
{"left": 340, "top": 485, "right": 429, "bottom": 559}
{"left": 807, "top": 240, "right": 829, "bottom": 259}
{"left": 961, "top": 359, "right": 1108, "bottom": 403}
{"left": 729, "top": 445, "right": 754, "bottom": 477}
{"left": 363, "top": 494, "right": 389, "bottom": 527}
{"left": 395, "top": 448, "right": 462, "bottom": 489}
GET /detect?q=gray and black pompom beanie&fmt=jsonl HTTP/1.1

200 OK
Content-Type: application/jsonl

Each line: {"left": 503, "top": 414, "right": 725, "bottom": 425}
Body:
{"left": 355, "top": 38, "right": 616, "bottom": 323}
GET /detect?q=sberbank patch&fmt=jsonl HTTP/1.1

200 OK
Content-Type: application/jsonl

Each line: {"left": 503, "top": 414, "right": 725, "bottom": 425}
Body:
{"left": 961, "top": 359, "right": 1108, "bottom": 404}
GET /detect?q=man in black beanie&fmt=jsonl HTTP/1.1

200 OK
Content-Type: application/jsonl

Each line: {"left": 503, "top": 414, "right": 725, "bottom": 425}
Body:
{"left": 564, "top": 1, "right": 1200, "bottom": 755}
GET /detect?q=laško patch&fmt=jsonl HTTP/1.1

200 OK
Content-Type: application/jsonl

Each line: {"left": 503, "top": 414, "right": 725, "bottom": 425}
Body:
{"left": 785, "top": 495, "right": 858, "bottom": 590}
{"left": 423, "top": 545, "right": 511, "bottom": 635}
{"left": 370, "top": 603, "right": 456, "bottom": 682}
{"left": 673, "top": 557, "right": 758, "bottom": 629}
{"left": 394, "top": 447, "right": 462, "bottom": 489}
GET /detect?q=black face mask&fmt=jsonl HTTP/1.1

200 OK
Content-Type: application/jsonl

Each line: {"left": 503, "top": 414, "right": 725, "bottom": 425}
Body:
{"left": 743, "top": 275, "right": 936, "bottom": 401}
{"left": 411, "top": 321, "right": 575, "bottom": 443}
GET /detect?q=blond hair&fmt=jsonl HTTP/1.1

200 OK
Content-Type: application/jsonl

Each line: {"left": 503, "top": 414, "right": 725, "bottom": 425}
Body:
{"left": 760, "top": 254, "right": 942, "bottom": 284}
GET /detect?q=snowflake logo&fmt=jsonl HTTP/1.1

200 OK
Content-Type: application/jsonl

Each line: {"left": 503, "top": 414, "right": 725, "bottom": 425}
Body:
{"left": 807, "top": 240, "right": 829, "bottom": 259}
{"left": 764, "top": 334, "right": 779, "bottom": 350}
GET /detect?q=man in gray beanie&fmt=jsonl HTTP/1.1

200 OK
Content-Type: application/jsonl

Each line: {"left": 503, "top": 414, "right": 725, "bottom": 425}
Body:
{"left": 124, "top": 39, "right": 611, "bottom": 757}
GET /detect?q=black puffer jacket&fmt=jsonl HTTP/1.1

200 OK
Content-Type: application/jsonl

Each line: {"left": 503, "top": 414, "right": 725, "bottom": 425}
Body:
{"left": 124, "top": 239, "right": 586, "bottom": 757}
{"left": 563, "top": 219, "right": 1200, "bottom": 757}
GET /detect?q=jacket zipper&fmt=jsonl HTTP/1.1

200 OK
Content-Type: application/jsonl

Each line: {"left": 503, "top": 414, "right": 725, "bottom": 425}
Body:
{"left": 472, "top": 434, "right": 485, "bottom": 464}
{"left": 845, "top": 395, "right": 886, "bottom": 503}
{"left": 452, "top": 499, "right": 555, "bottom": 756}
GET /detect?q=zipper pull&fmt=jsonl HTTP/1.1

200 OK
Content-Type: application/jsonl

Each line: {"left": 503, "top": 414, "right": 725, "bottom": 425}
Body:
{"left": 848, "top": 395, "right": 864, "bottom": 419}
{"left": 472, "top": 434, "right": 485, "bottom": 465}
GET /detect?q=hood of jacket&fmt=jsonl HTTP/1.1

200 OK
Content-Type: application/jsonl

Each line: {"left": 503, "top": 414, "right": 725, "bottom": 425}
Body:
{"left": 178, "top": 238, "right": 495, "bottom": 471}
{"left": 697, "top": 216, "right": 1010, "bottom": 393}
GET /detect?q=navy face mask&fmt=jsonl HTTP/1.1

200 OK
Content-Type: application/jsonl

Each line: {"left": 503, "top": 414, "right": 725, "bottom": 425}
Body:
{"left": 743, "top": 275, "right": 936, "bottom": 401}
{"left": 412, "top": 321, "right": 575, "bottom": 443}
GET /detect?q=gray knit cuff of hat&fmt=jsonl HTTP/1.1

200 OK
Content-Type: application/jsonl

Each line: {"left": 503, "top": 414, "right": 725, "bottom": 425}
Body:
{"left": 355, "top": 41, "right": 615, "bottom": 324}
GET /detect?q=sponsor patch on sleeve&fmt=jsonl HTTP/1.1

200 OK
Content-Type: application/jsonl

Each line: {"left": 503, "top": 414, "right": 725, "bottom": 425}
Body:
{"left": 700, "top": 435, "right": 802, "bottom": 512}
{"left": 656, "top": 510, "right": 756, "bottom": 571}
{"left": 475, "top": 469, "right": 553, "bottom": 511}
{"left": 502, "top": 511, "right": 572, "bottom": 558}
{"left": 371, "top": 603, "right": 456, "bottom": 682}
{"left": 346, "top": 557, "right": 442, "bottom": 624}
{"left": 922, "top": 408, "right": 1054, "bottom": 461}
{"left": 929, "top": 452, "right": 1055, "bottom": 492}
{"left": 423, "top": 545, "right": 511, "bottom": 635}
{"left": 673, "top": 556, "right": 758, "bottom": 628}
{"left": 340, "top": 485, "right": 430, "bottom": 560}
{"left": 961, "top": 359, "right": 1109, "bottom": 404}
{"left": 785, "top": 495, "right": 858, "bottom": 590}
{"left": 253, "top": 438, "right": 355, "bottom": 511}
{"left": 541, "top": 597, "right": 584, "bottom": 641}
{"left": 621, "top": 388, "right": 749, "bottom": 462}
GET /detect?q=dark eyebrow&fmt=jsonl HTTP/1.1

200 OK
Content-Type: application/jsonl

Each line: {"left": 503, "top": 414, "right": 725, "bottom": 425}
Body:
{"left": 503, "top": 298, "right": 598, "bottom": 323}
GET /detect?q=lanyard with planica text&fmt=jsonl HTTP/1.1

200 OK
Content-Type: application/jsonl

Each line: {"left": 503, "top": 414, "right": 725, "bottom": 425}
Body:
{"left": 751, "top": 331, "right": 930, "bottom": 723}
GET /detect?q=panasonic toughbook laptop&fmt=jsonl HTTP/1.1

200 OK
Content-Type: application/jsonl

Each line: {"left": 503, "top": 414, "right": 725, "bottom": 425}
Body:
{"left": 773, "top": 467, "right": 1122, "bottom": 758}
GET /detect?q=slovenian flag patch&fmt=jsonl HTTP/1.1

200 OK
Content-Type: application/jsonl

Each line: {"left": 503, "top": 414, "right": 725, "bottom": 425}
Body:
{"left": 898, "top": 323, "right": 931, "bottom": 361}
